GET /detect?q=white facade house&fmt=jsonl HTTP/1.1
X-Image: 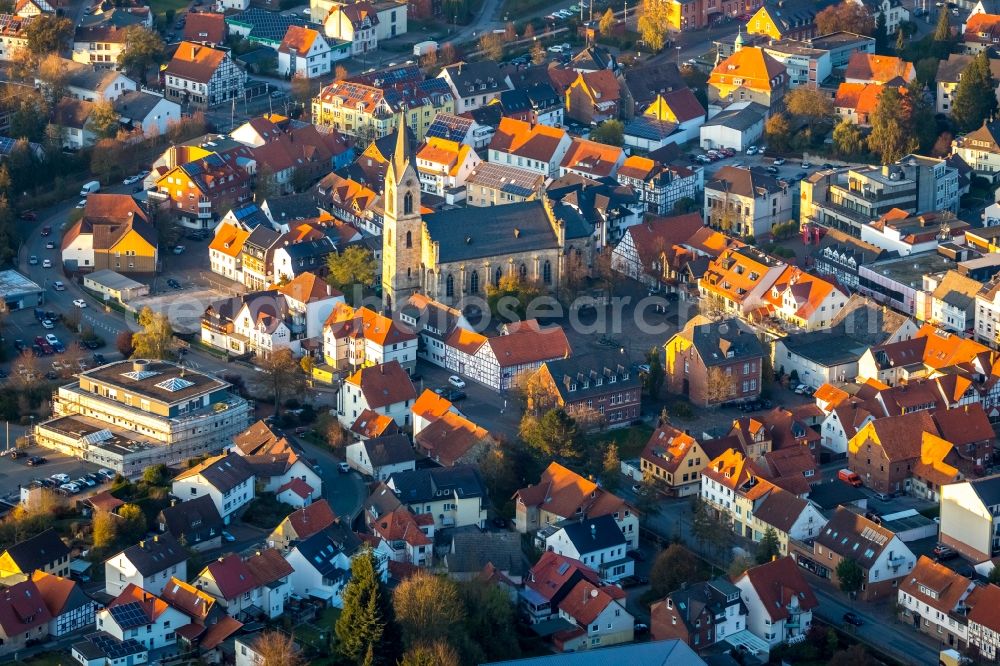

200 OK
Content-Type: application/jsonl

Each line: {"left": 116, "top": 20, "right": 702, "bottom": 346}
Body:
{"left": 171, "top": 453, "right": 256, "bottom": 525}
{"left": 939, "top": 475, "right": 1000, "bottom": 562}
{"left": 322, "top": 303, "right": 417, "bottom": 373}
{"left": 556, "top": 580, "right": 635, "bottom": 652}
{"left": 192, "top": 551, "right": 292, "bottom": 620}
{"left": 487, "top": 117, "right": 572, "bottom": 179}
{"left": 113, "top": 91, "right": 181, "bottom": 137}
{"left": 385, "top": 465, "right": 488, "bottom": 530}
{"left": 543, "top": 516, "right": 634, "bottom": 583}
{"left": 699, "top": 102, "right": 767, "bottom": 152}
{"left": 322, "top": 4, "right": 377, "bottom": 55}
{"left": 438, "top": 61, "right": 514, "bottom": 113}
{"left": 819, "top": 402, "right": 876, "bottom": 456}
{"left": 284, "top": 530, "right": 390, "bottom": 608}
{"left": 975, "top": 275, "right": 1000, "bottom": 348}
{"left": 345, "top": 433, "right": 416, "bottom": 480}
{"left": 415, "top": 137, "right": 482, "bottom": 199}
{"left": 336, "top": 360, "right": 417, "bottom": 428}
{"left": 104, "top": 535, "right": 188, "bottom": 598}
{"left": 734, "top": 557, "right": 817, "bottom": 648}
{"left": 277, "top": 26, "right": 332, "bottom": 79}
{"left": 96, "top": 586, "right": 188, "bottom": 651}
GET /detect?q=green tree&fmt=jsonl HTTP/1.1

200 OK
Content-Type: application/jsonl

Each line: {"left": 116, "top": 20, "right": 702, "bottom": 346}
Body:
{"left": 906, "top": 80, "right": 937, "bottom": 153}
{"left": 755, "top": 527, "right": 781, "bottom": 564}
{"left": 933, "top": 6, "right": 952, "bottom": 42}
{"left": 644, "top": 347, "right": 664, "bottom": 398}
{"left": 335, "top": 550, "right": 401, "bottom": 665}
{"left": 952, "top": 50, "right": 998, "bottom": 132}
{"left": 874, "top": 11, "right": 887, "bottom": 52}
{"left": 764, "top": 112, "right": 791, "bottom": 153}
{"left": 601, "top": 443, "right": 621, "bottom": 490}
{"left": 829, "top": 645, "right": 876, "bottom": 666}
{"left": 131, "top": 307, "right": 174, "bottom": 359}
{"left": 835, "top": 557, "right": 864, "bottom": 595}
{"left": 24, "top": 14, "right": 73, "bottom": 55}
{"left": 117, "top": 26, "right": 165, "bottom": 82}
{"left": 728, "top": 554, "right": 755, "bottom": 578}
{"left": 519, "top": 408, "right": 578, "bottom": 459}
{"left": 458, "top": 580, "right": 520, "bottom": 663}
{"left": 142, "top": 464, "right": 168, "bottom": 486}
{"left": 251, "top": 348, "right": 306, "bottom": 416}
{"left": 118, "top": 503, "right": 147, "bottom": 543}
{"left": 989, "top": 564, "right": 1000, "bottom": 585}
{"left": 832, "top": 119, "right": 865, "bottom": 159}
{"left": 868, "top": 86, "right": 917, "bottom": 162}
{"left": 393, "top": 572, "right": 464, "bottom": 649}
{"left": 89, "top": 101, "right": 120, "bottom": 139}
{"left": 599, "top": 8, "right": 615, "bottom": 35}
{"left": 672, "top": 197, "right": 698, "bottom": 214}
{"left": 590, "top": 119, "right": 624, "bottom": 146}
{"left": 650, "top": 544, "right": 702, "bottom": 597}
{"left": 637, "top": 0, "right": 671, "bottom": 51}
{"left": 326, "top": 246, "right": 376, "bottom": 301}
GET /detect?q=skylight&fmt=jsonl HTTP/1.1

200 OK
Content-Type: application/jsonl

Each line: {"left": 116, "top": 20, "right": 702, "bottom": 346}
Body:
{"left": 122, "top": 370, "right": 160, "bottom": 381}
{"left": 155, "top": 377, "right": 195, "bottom": 392}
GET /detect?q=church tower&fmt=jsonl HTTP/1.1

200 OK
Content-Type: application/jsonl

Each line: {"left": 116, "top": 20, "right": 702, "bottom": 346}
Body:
{"left": 381, "top": 113, "right": 422, "bottom": 312}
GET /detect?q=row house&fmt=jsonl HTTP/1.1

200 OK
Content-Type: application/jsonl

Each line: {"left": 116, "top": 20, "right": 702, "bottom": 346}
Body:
{"left": 527, "top": 353, "right": 642, "bottom": 429}
{"left": 664, "top": 0, "right": 764, "bottom": 30}
{"left": 337, "top": 360, "right": 417, "bottom": 428}
{"left": 240, "top": 226, "right": 282, "bottom": 290}
{"left": 704, "top": 165, "right": 792, "bottom": 239}
{"left": 322, "top": 302, "right": 417, "bottom": 373}
{"left": 414, "top": 136, "right": 481, "bottom": 200}
{"left": 857, "top": 323, "right": 992, "bottom": 386}
{"left": 733, "top": 556, "right": 818, "bottom": 648}
{"left": 316, "top": 172, "right": 379, "bottom": 233}
{"left": 487, "top": 117, "right": 573, "bottom": 179}
{"left": 514, "top": 461, "right": 639, "bottom": 549}
{"left": 968, "top": 584, "right": 1000, "bottom": 661}
{"left": 397, "top": 293, "right": 472, "bottom": 369}
{"left": 559, "top": 137, "right": 625, "bottom": 181}
{"left": 651, "top": 577, "right": 747, "bottom": 649}
{"left": 164, "top": 42, "right": 246, "bottom": 110}
{"left": 346, "top": 432, "right": 416, "bottom": 480}
{"left": 616, "top": 156, "right": 702, "bottom": 217}
{"left": 898, "top": 556, "right": 975, "bottom": 650}
{"left": 438, "top": 60, "right": 513, "bottom": 113}
{"left": 152, "top": 151, "right": 252, "bottom": 230}
{"left": 384, "top": 465, "right": 488, "bottom": 530}
{"left": 208, "top": 222, "right": 251, "bottom": 282}
{"left": 312, "top": 77, "right": 453, "bottom": 142}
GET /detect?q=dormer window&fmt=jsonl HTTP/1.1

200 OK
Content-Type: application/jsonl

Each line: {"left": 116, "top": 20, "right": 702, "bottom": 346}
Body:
{"left": 569, "top": 383, "right": 577, "bottom": 392}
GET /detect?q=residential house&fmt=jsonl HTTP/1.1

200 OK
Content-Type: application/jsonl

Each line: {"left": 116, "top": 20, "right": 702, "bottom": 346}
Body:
{"left": 414, "top": 136, "right": 481, "bottom": 199}
{"left": 763, "top": 39, "right": 832, "bottom": 87}
{"left": 0, "top": 529, "right": 70, "bottom": 579}
{"left": 521, "top": 551, "right": 601, "bottom": 624}
{"left": 60, "top": 194, "right": 157, "bottom": 274}
{"left": 708, "top": 46, "right": 788, "bottom": 107}
{"left": 438, "top": 60, "right": 514, "bottom": 113}
{"left": 967, "top": 583, "right": 1000, "bottom": 660}
{"left": 844, "top": 52, "right": 916, "bottom": 84}
{"left": 0, "top": 580, "right": 51, "bottom": 656}
{"left": 898, "top": 555, "right": 975, "bottom": 649}
{"left": 563, "top": 70, "right": 621, "bottom": 125}
{"left": 663, "top": 316, "right": 766, "bottom": 407}
{"left": 834, "top": 82, "right": 900, "bottom": 126}
{"left": 554, "top": 579, "right": 634, "bottom": 652}
{"left": 345, "top": 433, "right": 417, "bottom": 480}
{"left": 322, "top": 2, "right": 378, "bottom": 54}
{"left": 937, "top": 53, "right": 1000, "bottom": 115}
{"left": 71, "top": 632, "right": 148, "bottom": 666}
{"left": 192, "top": 550, "right": 292, "bottom": 620}
{"left": 322, "top": 302, "right": 417, "bottom": 374}
{"left": 97, "top": 584, "right": 187, "bottom": 651}
{"left": 284, "top": 523, "right": 388, "bottom": 607}
{"left": 514, "top": 461, "right": 639, "bottom": 549}
{"left": 615, "top": 157, "right": 702, "bottom": 217}
{"left": 348, "top": 409, "right": 400, "bottom": 441}
{"left": 733, "top": 556, "right": 818, "bottom": 647}
{"left": 625, "top": 90, "right": 706, "bottom": 151}
{"left": 386, "top": 465, "right": 488, "bottom": 529}
{"left": 640, "top": 425, "right": 708, "bottom": 497}
{"left": 183, "top": 11, "right": 227, "bottom": 44}
{"left": 277, "top": 26, "right": 331, "bottom": 78}
{"left": 151, "top": 151, "right": 252, "bottom": 230}
{"left": 267, "top": 499, "right": 338, "bottom": 552}
{"left": 156, "top": 495, "right": 225, "bottom": 553}
{"left": 559, "top": 137, "right": 625, "bottom": 180}
{"left": 650, "top": 578, "right": 747, "bottom": 648}
{"left": 171, "top": 453, "right": 256, "bottom": 524}
{"left": 847, "top": 411, "right": 938, "bottom": 494}
{"left": 699, "top": 101, "right": 768, "bottom": 152}
{"left": 747, "top": 2, "right": 823, "bottom": 40}
{"left": 104, "top": 534, "right": 188, "bottom": 597}
{"left": 72, "top": 21, "right": 130, "bottom": 67}
{"left": 113, "top": 91, "right": 181, "bottom": 137}
{"left": 487, "top": 117, "right": 573, "bottom": 179}
{"left": 927, "top": 270, "right": 982, "bottom": 333}
{"left": 0, "top": 14, "right": 32, "bottom": 62}
{"left": 751, "top": 487, "right": 827, "bottom": 555}
{"left": 238, "top": 226, "right": 282, "bottom": 290}
{"left": 55, "top": 59, "right": 137, "bottom": 102}
{"left": 704, "top": 165, "right": 792, "bottom": 238}
{"left": 951, "top": 120, "right": 1000, "bottom": 181}
{"left": 208, "top": 222, "right": 251, "bottom": 282}
{"left": 164, "top": 42, "right": 246, "bottom": 110}
{"left": 31, "top": 571, "right": 95, "bottom": 637}
{"left": 413, "top": 410, "right": 493, "bottom": 467}
{"left": 337, "top": 360, "right": 417, "bottom": 428}
{"left": 465, "top": 162, "right": 545, "bottom": 207}
{"left": 370, "top": 504, "right": 434, "bottom": 566}
{"left": 792, "top": 507, "right": 915, "bottom": 601}
{"left": 939, "top": 474, "right": 1000, "bottom": 561}
{"left": 543, "top": 515, "right": 634, "bottom": 583}
{"left": 271, "top": 236, "right": 336, "bottom": 284}
{"left": 527, "top": 353, "right": 642, "bottom": 429}
{"left": 52, "top": 98, "right": 96, "bottom": 149}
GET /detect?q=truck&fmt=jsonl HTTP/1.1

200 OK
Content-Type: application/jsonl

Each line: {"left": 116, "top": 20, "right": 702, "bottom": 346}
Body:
{"left": 80, "top": 180, "right": 100, "bottom": 196}
{"left": 413, "top": 40, "right": 438, "bottom": 57}
{"left": 838, "top": 469, "right": 862, "bottom": 487}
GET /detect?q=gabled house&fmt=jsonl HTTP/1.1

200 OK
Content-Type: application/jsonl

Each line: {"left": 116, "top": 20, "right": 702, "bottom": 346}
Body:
{"left": 650, "top": 578, "right": 747, "bottom": 648}
{"left": 844, "top": 52, "right": 916, "bottom": 84}
{"left": 487, "top": 117, "right": 572, "bottom": 179}
{"left": 0, "top": 528, "right": 71, "bottom": 579}
{"left": 527, "top": 353, "right": 642, "bottom": 429}
{"left": 337, "top": 360, "right": 417, "bottom": 428}
{"left": 97, "top": 584, "right": 187, "bottom": 651}
{"left": 192, "top": 550, "right": 293, "bottom": 620}
{"left": 559, "top": 137, "right": 625, "bottom": 180}
{"left": 164, "top": 42, "right": 246, "bottom": 110}
{"left": 846, "top": 410, "right": 939, "bottom": 495}
{"left": 277, "top": 25, "right": 331, "bottom": 78}
{"left": 171, "top": 453, "right": 256, "bottom": 524}
{"left": 369, "top": 505, "right": 434, "bottom": 566}
{"left": 898, "top": 555, "right": 975, "bottom": 649}
{"left": 521, "top": 551, "right": 601, "bottom": 625}
{"left": 61, "top": 194, "right": 157, "bottom": 274}
{"left": 414, "top": 136, "right": 481, "bottom": 199}
{"left": 71, "top": 631, "right": 147, "bottom": 666}
{"left": 208, "top": 222, "right": 252, "bottom": 282}
{"left": 113, "top": 90, "right": 181, "bottom": 137}
{"left": 733, "top": 556, "right": 818, "bottom": 647}
{"left": 348, "top": 409, "right": 400, "bottom": 440}
{"left": 615, "top": 157, "right": 702, "bottom": 217}
{"left": 515, "top": 461, "right": 639, "bottom": 549}
{"left": 708, "top": 46, "right": 787, "bottom": 107}
{"left": 159, "top": 577, "right": 224, "bottom": 628}
{"left": 105, "top": 534, "right": 188, "bottom": 597}
{"left": 156, "top": 495, "right": 225, "bottom": 552}
{"left": 564, "top": 70, "right": 621, "bottom": 125}
{"left": 704, "top": 165, "right": 792, "bottom": 239}
{"left": 544, "top": 515, "right": 634, "bottom": 583}
{"left": 939, "top": 474, "right": 1000, "bottom": 561}
{"left": 285, "top": 524, "right": 388, "bottom": 608}
{"left": 438, "top": 60, "right": 514, "bottom": 113}
{"left": 554, "top": 579, "right": 633, "bottom": 652}
{"left": 386, "top": 465, "right": 488, "bottom": 529}
{"left": 242, "top": 449, "right": 321, "bottom": 500}
{"left": 0, "top": 580, "right": 51, "bottom": 655}
{"left": 267, "top": 498, "right": 338, "bottom": 552}
{"left": 322, "top": 302, "right": 417, "bottom": 374}
{"left": 322, "top": 1, "right": 377, "bottom": 54}
{"left": 966, "top": 583, "right": 1000, "bottom": 660}
{"left": 413, "top": 410, "right": 493, "bottom": 467}
{"left": 31, "top": 571, "right": 96, "bottom": 637}
{"left": 640, "top": 424, "right": 708, "bottom": 497}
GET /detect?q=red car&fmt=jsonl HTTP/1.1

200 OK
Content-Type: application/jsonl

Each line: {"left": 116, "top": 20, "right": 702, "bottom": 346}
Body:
{"left": 40, "top": 225, "right": 51, "bottom": 236}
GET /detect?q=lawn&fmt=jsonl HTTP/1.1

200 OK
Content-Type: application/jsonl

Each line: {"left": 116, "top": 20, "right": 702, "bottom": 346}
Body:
{"left": 589, "top": 423, "right": 654, "bottom": 460}
{"left": 296, "top": 607, "right": 340, "bottom": 650}
{"left": 148, "top": 0, "right": 190, "bottom": 18}
{"left": 16, "top": 653, "right": 66, "bottom": 666}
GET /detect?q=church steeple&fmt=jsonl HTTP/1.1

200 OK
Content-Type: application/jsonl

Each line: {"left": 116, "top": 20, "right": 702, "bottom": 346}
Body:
{"left": 391, "top": 111, "right": 412, "bottom": 184}
{"left": 381, "top": 111, "right": 422, "bottom": 313}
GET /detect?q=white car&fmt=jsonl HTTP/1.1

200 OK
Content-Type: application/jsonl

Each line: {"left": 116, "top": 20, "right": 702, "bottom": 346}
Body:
{"left": 745, "top": 146, "right": 757, "bottom": 155}
{"left": 60, "top": 482, "right": 80, "bottom": 494}
{"left": 123, "top": 174, "right": 142, "bottom": 185}
{"left": 448, "top": 375, "right": 466, "bottom": 389}
{"left": 302, "top": 7, "right": 310, "bottom": 14}
{"left": 53, "top": 280, "right": 65, "bottom": 291}
{"left": 73, "top": 299, "right": 87, "bottom": 308}
{"left": 76, "top": 200, "right": 86, "bottom": 208}
{"left": 547, "top": 45, "right": 563, "bottom": 53}
{"left": 793, "top": 383, "right": 809, "bottom": 394}
{"left": 172, "top": 245, "right": 186, "bottom": 255}
{"left": 97, "top": 468, "right": 115, "bottom": 480}
{"left": 42, "top": 259, "right": 52, "bottom": 268}
{"left": 51, "top": 473, "right": 70, "bottom": 483}
{"left": 41, "top": 319, "right": 55, "bottom": 329}
{"left": 45, "top": 334, "right": 59, "bottom": 346}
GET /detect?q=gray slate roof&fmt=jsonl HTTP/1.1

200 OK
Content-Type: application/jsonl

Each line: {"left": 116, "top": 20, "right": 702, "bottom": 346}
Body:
{"left": 3, "top": 529, "right": 69, "bottom": 572}
{"left": 688, "top": 318, "right": 764, "bottom": 367}
{"left": 555, "top": 514, "right": 626, "bottom": 554}
{"left": 387, "top": 465, "right": 486, "bottom": 504}
{"left": 363, "top": 433, "right": 418, "bottom": 467}
{"left": 118, "top": 533, "right": 186, "bottom": 576}
{"left": 447, "top": 530, "right": 525, "bottom": 576}
{"left": 423, "top": 200, "right": 558, "bottom": 263}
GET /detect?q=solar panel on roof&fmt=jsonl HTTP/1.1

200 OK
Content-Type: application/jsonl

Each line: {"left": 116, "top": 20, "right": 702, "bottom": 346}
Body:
{"left": 108, "top": 601, "right": 148, "bottom": 629}
{"left": 88, "top": 633, "right": 146, "bottom": 659}
{"left": 0, "top": 137, "right": 14, "bottom": 156}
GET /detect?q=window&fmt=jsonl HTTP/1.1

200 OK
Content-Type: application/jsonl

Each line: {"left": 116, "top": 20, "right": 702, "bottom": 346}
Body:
{"left": 543, "top": 260, "right": 552, "bottom": 284}
{"left": 403, "top": 191, "right": 413, "bottom": 215}
{"left": 405, "top": 230, "right": 412, "bottom": 248}
{"left": 470, "top": 270, "right": 479, "bottom": 294}
{"left": 446, "top": 274, "right": 454, "bottom": 297}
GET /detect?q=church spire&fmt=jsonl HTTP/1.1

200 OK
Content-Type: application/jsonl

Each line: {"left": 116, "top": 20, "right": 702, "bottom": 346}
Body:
{"left": 392, "top": 111, "right": 411, "bottom": 182}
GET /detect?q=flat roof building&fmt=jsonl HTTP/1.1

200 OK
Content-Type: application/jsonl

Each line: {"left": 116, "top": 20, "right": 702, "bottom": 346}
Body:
{"left": 0, "top": 269, "right": 43, "bottom": 311}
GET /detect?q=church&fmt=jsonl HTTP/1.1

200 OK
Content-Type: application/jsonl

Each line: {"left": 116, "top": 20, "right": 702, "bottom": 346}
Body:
{"left": 381, "top": 116, "right": 593, "bottom": 311}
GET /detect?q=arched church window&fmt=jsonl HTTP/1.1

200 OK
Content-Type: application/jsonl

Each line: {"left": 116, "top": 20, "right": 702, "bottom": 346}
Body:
{"left": 404, "top": 191, "right": 413, "bottom": 215}
{"left": 470, "top": 270, "right": 480, "bottom": 294}
{"left": 543, "top": 260, "right": 552, "bottom": 285}
{"left": 446, "top": 274, "right": 454, "bottom": 297}
{"left": 406, "top": 230, "right": 412, "bottom": 248}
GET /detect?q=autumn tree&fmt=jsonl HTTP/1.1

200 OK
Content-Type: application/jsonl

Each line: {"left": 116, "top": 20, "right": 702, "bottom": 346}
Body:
{"left": 335, "top": 64, "right": 349, "bottom": 81}
{"left": 118, "top": 26, "right": 165, "bottom": 82}
{"left": 933, "top": 6, "right": 952, "bottom": 42}
{"left": 637, "top": 0, "right": 671, "bottom": 52}
{"left": 650, "top": 544, "right": 702, "bottom": 597}
{"left": 89, "top": 101, "right": 120, "bottom": 139}
{"left": 951, "top": 50, "right": 998, "bottom": 132}
{"left": 599, "top": 8, "right": 616, "bottom": 35}
{"left": 399, "top": 643, "right": 460, "bottom": 666}
{"left": 91, "top": 510, "right": 119, "bottom": 550}
{"left": 253, "top": 631, "right": 304, "bottom": 666}
{"left": 704, "top": 366, "right": 737, "bottom": 405}
{"left": 252, "top": 348, "right": 306, "bottom": 416}
{"left": 119, "top": 503, "right": 147, "bottom": 543}
{"left": 116, "top": 330, "right": 135, "bottom": 357}
{"left": 520, "top": 408, "right": 578, "bottom": 459}
{"left": 764, "top": 112, "right": 791, "bottom": 153}
{"left": 393, "top": 572, "right": 465, "bottom": 649}
{"left": 335, "top": 550, "right": 401, "bottom": 665}
{"left": 832, "top": 119, "right": 865, "bottom": 159}
{"left": 531, "top": 41, "right": 546, "bottom": 65}
{"left": 815, "top": 1, "right": 875, "bottom": 36}
{"left": 590, "top": 119, "right": 624, "bottom": 146}
{"left": 523, "top": 23, "right": 535, "bottom": 40}
{"left": 131, "top": 307, "right": 174, "bottom": 359}
{"left": 420, "top": 48, "right": 437, "bottom": 71}
{"left": 479, "top": 33, "right": 503, "bottom": 60}
{"left": 504, "top": 21, "right": 516, "bottom": 41}
{"left": 512, "top": 369, "right": 558, "bottom": 414}
{"left": 325, "top": 245, "right": 376, "bottom": 303}
{"left": 868, "top": 86, "right": 918, "bottom": 162}
{"left": 24, "top": 14, "right": 73, "bottom": 55}
{"left": 785, "top": 87, "right": 834, "bottom": 123}
{"left": 601, "top": 443, "right": 621, "bottom": 490}
{"left": 36, "top": 53, "right": 67, "bottom": 104}
{"left": 440, "top": 42, "right": 457, "bottom": 66}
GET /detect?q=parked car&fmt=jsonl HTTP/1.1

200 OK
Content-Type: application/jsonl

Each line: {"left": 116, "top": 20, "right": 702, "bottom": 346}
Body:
{"left": 448, "top": 375, "right": 466, "bottom": 388}
{"left": 52, "top": 280, "right": 65, "bottom": 291}
{"left": 40, "top": 225, "right": 51, "bottom": 236}
{"left": 41, "top": 319, "right": 55, "bottom": 330}
{"left": 51, "top": 473, "right": 70, "bottom": 483}
{"left": 45, "top": 334, "right": 59, "bottom": 346}
{"left": 222, "top": 530, "right": 236, "bottom": 542}
{"left": 933, "top": 544, "right": 958, "bottom": 560}
{"left": 338, "top": 462, "right": 351, "bottom": 474}
{"left": 73, "top": 299, "right": 87, "bottom": 308}
{"left": 41, "top": 259, "right": 52, "bottom": 268}
{"left": 97, "top": 468, "right": 115, "bottom": 480}
{"left": 28, "top": 255, "right": 38, "bottom": 265}
{"left": 26, "top": 456, "right": 46, "bottom": 466}
{"left": 843, "top": 612, "right": 863, "bottom": 627}
{"left": 92, "top": 353, "right": 106, "bottom": 365}
{"left": 773, "top": 157, "right": 786, "bottom": 165}
{"left": 172, "top": 245, "right": 186, "bottom": 255}
{"left": 793, "top": 383, "right": 809, "bottom": 394}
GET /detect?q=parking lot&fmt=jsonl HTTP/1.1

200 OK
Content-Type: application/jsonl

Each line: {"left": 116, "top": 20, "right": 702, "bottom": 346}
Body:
{"left": 0, "top": 442, "right": 109, "bottom": 504}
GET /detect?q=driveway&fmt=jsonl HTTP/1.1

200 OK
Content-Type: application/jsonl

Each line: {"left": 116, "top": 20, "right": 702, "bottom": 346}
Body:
{"left": 294, "top": 436, "right": 368, "bottom": 521}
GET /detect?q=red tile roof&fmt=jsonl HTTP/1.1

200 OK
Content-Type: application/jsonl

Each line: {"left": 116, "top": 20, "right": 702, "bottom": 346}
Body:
{"left": 487, "top": 321, "right": 572, "bottom": 367}
{"left": 346, "top": 360, "right": 417, "bottom": 409}
{"left": 0, "top": 580, "right": 51, "bottom": 637}
{"left": 160, "top": 577, "right": 218, "bottom": 623}
{"left": 108, "top": 584, "right": 170, "bottom": 622}
{"left": 30, "top": 571, "right": 79, "bottom": 617}
{"left": 244, "top": 548, "right": 294, "bottom": 585}
{"left": 515, "top": 461, "right": 631, "bottom": 522}
{"left": 183, "top": 12, "right": 226, "bottom": 44}
{"left": 558, "top": 580, "right": 626, "bottom": 626}
{"left": 325, "top": 302, "right": 416, "bottom": 347}
{"left": 737, "top": 556, "right": 817, "bottom": 621}
{"left": 200, "top": 615, "right": 243, "bottom": 650}
{"left": 844, "top": 53, "right": 915, "bottom": 84}
{"left": 165, "top": 41, "right": 228, "bottom": 84}
{"left": 967, "top": 583, "right": 1000, "bottom": 632}
{"left": 284, "top": 499, "right": 337, "bottom": 540}
{"left": 202, "top": 554, "right": 257, "bottom": 600}
{"left": 349, "top": 409, "right": 400, "bottom": 439}
{"left": 526, "top": 551, "right": 600, "bottom": 602}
